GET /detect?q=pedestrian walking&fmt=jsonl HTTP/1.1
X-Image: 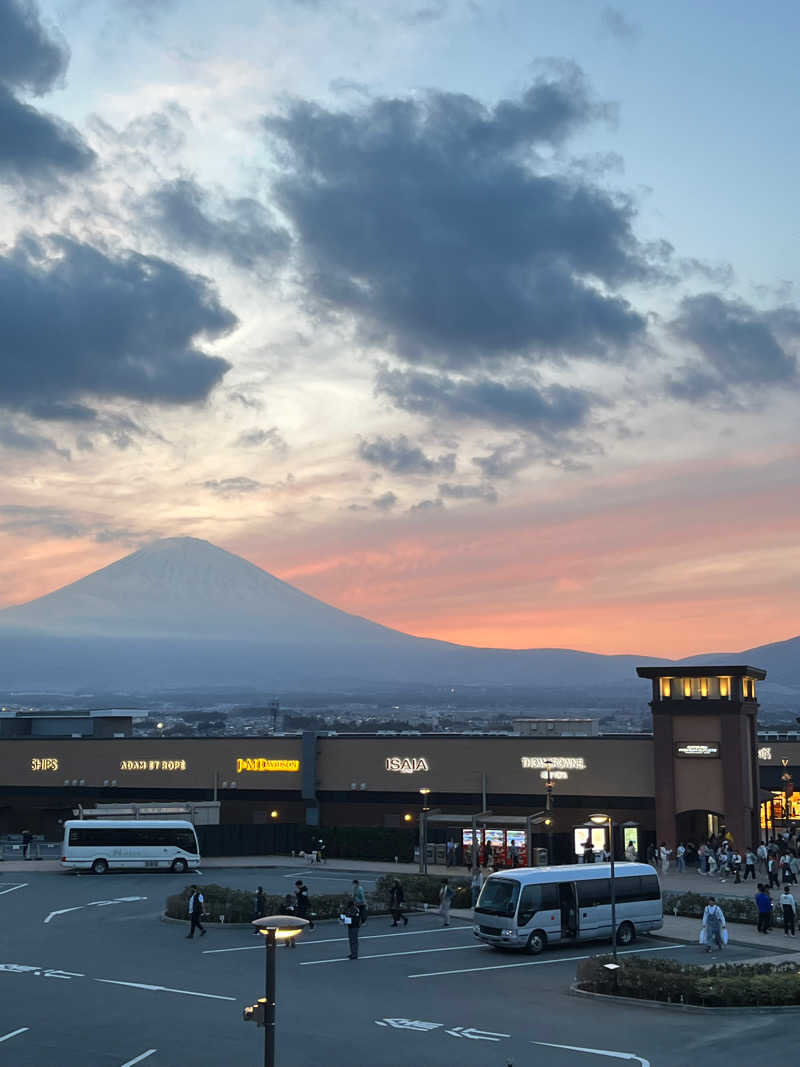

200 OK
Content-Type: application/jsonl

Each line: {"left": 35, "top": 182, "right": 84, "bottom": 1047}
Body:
{"left": 659, "top": 842, "right": 672, "bottom": 876}
{"left": 439, "top": 878, "right": 454, "bottom": 926}
{"left": 389, "top": 879, "right": 408, "bottom": 926}
{"left": 757, "top": 842, "right": 768, "bottom": 876}
{"left": 768, "top": 855, "right": 780, "bottom": 889}
{"left": 185, "top": 885, "right": 206, "bottom": 939}
{"left": 730, "top": 850, "right": 742, "bottom": 884}
{"left": 755, "top": 884, "right": 772, "bottom": 934}
{"left": 253, "top": 886, "right": 266, "bottom": 934}
{"left": 676, "top": 843, "right": 686, "bottom": 874}
{"left": 625, "top": 840, "right": 637, "bottom": 862}
{"left": 471, "top": 868, "right": 482, "bottom": 908}
{"left": 744, "top": 849, "right": 757, "bottom": 881}
{"left": 341, "top": 899, "right": 361, "bottom": 959}
{"left": 21, "top": 829, "right": 33, "bottom": 859}
{"left": 295, "top": 880, "right": 315, "bottom": 929}
{"left": 700, "top": 897, "right": 726, "bottom": 953}
{"left": 352, "top": 879, "right": 367, "bottom": 925}
{"left": 780, "top": 887, "right": 797, "bottom": 936}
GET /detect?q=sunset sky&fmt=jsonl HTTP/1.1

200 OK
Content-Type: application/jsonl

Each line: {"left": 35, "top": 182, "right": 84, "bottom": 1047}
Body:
{"left": 1, "top": 0, "right": 799, "bottom": 658}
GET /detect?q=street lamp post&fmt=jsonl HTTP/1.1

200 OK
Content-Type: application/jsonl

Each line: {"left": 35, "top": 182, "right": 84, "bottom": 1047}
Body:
{"left": 419, "top": 788, "right": 431, "bottom": 875}
{"left": 544, "top": 760, "right": 554, "bottom": 864}
{"left": 590, "top": 814, "right": 617, "bottom": 961}
{"left": 250, "top": 914, "right": 309, "bottom": 1066}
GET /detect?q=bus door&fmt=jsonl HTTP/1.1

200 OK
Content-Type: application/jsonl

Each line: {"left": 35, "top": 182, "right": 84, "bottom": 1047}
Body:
{"left": 558, "top": 882, "right": 578, "bottom": 940}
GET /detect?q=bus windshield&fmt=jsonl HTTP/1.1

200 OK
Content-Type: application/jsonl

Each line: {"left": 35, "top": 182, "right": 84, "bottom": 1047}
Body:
{"left": 475, "top": 878, "right": 520, "bottom": 917}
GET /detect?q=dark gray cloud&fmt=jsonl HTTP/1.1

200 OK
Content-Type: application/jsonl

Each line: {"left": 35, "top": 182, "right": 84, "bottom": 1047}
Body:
{"left": 357, "top": 433, "right": 455, "bottom": 475}
{"left": 0, "top": 0, "right": 94, "bottom": 184}
{"left": 0, "top": 0, "right": 68, "bottom": 94}
{"left": 265, "top": 66, "right": 651, "bottom": 369}
{"left": 201, "top": 476, "right": 261, "bottom": 496}
{"left": 438, "top": 481, "right": 497, "bottom": 503}
{"left": 471, "top": 439, "right": 535, "bottom": 479}
{"left": 143, "top": 178, "right": 290, "bottom": 271}
{"left": 0, "top": 504, "right": 150, "bottom": 543}
{"left": 373, "top": 490, "right": 398, "bottom": 511}
{"left": 235, "top": 426, "right": 288, "bottom": 454}
{"left": 376, "top": 366, "right": 595, "bottom": 433}
{"left": 0, "top": 422, "right": 68, "bottom": 457}
{"left": 667, "top": 293, "right": 800, "bottom": 399}
{"left": 599, "top": 6, "right": 640, "bottom": 42}
{"left": 409, "top": 497, "right": 443, "bottom": 513}
{"left": 0, "top": 234, "right": 235, "bottom": 419}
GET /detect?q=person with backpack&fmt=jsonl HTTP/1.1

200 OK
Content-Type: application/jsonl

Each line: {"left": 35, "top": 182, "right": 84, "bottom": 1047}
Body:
{"left": 439, "top": 878, "right": 454, "bottom": 927}
{"left": 185, "top": 885, "right": 206, "bottom": 939}
{"left": 389, "top": 880, "right": 408, "bottom": 926}
{"left": 700, "top": 897, "right": 726, "bottom": 953}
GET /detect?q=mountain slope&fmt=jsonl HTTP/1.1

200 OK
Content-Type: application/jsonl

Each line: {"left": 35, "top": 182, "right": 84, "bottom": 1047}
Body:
{"left": 0, "top": 537, "right": 793, "bottom": 692}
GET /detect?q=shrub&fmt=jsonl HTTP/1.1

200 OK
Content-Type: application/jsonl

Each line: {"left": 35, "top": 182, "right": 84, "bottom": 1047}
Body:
{"left": 662, "top": 890, "right": 761, "bottom": 925}
{"left": 375, "top": 873, "right": 471, "bottom": 909}
{"left": 165, "top": 884, "right": 388, "bottom": 923}
{"left": 576, "top": 955, "right": 800, "bottom": 1007}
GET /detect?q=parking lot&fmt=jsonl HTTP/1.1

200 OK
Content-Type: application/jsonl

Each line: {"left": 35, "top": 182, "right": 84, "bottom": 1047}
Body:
{"left": 0, "top": 868, "right": 784, "bottom": 1066}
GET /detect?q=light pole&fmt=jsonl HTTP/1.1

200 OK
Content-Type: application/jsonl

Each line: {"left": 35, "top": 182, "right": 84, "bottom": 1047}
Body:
{"left": 544, "top": 760, "right": 554, "bottom": 864}
{"left": 419, "top": 788, "right": 431, "bottom": 874}
{"left": 590, "top": 813, "right": 617, "bottom": 961}
{"left": 249, "top": 914, "right": 309, "bottom": 1066}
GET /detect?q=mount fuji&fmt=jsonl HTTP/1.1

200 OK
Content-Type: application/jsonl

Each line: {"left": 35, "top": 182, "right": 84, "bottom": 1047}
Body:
{"left": 0, "top": 537, "right": 795, "bottom": 694}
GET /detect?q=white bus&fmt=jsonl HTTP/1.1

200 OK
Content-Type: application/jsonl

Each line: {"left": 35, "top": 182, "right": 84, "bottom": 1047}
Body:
{"left": 473, "top": 862, "right": 662, "bottom": 954}
{"left": 61, "top": 819, "right": 201, "bottom": 874}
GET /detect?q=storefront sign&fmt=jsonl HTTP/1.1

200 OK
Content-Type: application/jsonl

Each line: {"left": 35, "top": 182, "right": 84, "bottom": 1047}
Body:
{"left": 385, "top": 757, "right": 430, "bottom": 774}
{"left": 236, "top": 758, "right": 300, "bottom": 773}
{"left": 520, "top": 755, "right": 586, "bottom": 782}
{"left": 674, "top": 744, "right": 719, "bottom": 758}
{"left": 120, "top": 759, "right": 187, "bottom": 771}
{"left": 31, "top": 757, "right": 59, "bottom": 772}
{"left": 758, "top": 747, "right": 773, "bottom": 760}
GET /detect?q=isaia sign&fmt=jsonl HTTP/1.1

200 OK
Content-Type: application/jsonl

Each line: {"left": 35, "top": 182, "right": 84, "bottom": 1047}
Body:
{"left": 385, "top": 757, "right": 430, "bottom": 774}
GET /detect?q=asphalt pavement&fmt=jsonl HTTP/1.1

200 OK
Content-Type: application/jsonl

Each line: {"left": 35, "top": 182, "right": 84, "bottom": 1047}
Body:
{"left": 0, "top": 868, "right": 791, "bottom": 1067}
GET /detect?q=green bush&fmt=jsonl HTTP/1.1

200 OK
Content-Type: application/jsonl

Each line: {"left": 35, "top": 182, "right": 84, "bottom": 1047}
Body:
{"left": 375, "top": 873, "right": 471, "bottom": 909}
{"left": 165, "top": 884, "right": 388, "bottom": 923}
{"left": 576, "top": 955, "right": 800, "bottom": 1007}
{"left": 662, "top": 890, "right": 761, "bottom": 925}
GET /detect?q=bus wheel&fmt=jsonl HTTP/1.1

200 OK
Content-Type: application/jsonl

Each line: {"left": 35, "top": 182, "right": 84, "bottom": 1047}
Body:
{"left": 617, "top": 921, "right": 635, "bottom": 946}
{"left": 91, "top": 858, "right": 109, "bottom": 875}
{"left": 526, "top": 931, "right": 547, "bottom": 955}
{"left": 172, "top": 858, "right": 188, "bottom": 874}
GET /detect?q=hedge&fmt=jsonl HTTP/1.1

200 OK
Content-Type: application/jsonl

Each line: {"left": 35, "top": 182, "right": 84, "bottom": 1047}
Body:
{"left": 165, "top": 884, "right": 388, "bottom": 924}
{"left": 374, "top": 873, "right": 472, "bottom": 909}
{"left": 662, "top": 890, "right": 763, "bottom": 925}
{"left": 577, "top": 955, "right": 800, "bottom": 1007}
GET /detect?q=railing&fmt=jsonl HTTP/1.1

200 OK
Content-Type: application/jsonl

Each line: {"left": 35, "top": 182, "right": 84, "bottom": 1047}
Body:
{"left": 0, "top": 836, "right": 61, "bottom": 861}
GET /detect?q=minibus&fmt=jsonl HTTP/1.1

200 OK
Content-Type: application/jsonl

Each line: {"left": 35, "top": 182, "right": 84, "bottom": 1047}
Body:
{"left": 61, "top": 819, "right": 201, "bottom": 874}
{"left": 473, "top": 862, "right": 662, "bottom": 953}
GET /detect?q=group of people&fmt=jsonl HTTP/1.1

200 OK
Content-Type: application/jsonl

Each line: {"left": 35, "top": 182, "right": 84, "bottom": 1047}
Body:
{"left": 646, "top": 832, "right": 800, "bottom": 888}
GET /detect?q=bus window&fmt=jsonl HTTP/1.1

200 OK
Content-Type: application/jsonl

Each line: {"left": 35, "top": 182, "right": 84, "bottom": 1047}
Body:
{"left": 577, "top": 879, "right": 611, "bottom": 908}
{"left": 517, "top": 883, "right": 559, "bottom": 925}
{"left": 476, "top": 878, "right": 520, "bottom": 917}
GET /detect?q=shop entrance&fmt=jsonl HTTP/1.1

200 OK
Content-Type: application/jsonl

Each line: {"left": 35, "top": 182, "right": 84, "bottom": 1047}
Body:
{"left": 675, "top": 810, "right": 723, "bottom": 845}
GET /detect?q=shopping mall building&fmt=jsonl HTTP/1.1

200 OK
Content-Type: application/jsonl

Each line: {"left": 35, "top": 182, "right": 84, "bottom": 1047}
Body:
{"left": 1, "top": 664, "right": 796, "bottom": 859}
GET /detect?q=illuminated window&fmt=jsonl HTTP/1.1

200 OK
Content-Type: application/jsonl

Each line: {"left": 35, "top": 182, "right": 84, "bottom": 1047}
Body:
{"left": 683, "top": 678, "right": 692, "bottom": 698}
{"left": 700, "top": 677, "right": 708, "bottom": 698}
{"left": 719, "top": 677, "right": 730, "bottom": 699}
{"left": 743, "top": 678, "right": 755, "bottom": 700}
{"left": 660, "top": 677, "right": 672, "bottom": 699}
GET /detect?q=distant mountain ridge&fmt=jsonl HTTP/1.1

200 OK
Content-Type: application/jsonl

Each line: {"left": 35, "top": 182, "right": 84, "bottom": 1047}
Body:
{"left": 0, "top": 537, "right": 795, "bottom": 693}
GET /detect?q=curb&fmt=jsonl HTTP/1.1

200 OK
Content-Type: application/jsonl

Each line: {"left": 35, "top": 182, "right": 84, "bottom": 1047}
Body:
{"left": 570, "top": 983, "right": 800, "bottom": 1015}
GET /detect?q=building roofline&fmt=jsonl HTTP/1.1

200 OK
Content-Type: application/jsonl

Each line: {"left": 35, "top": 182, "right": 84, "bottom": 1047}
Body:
{"left": 636, "top": 665, "right": 767, "bottom": 681}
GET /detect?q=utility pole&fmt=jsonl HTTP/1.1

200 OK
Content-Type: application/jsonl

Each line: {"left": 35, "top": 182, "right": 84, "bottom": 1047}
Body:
{"left": 544, "top": 760, "right": 554, "bottom": 864}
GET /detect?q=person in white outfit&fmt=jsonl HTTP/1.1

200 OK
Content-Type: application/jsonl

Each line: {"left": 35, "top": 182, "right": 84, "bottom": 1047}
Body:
{"left": 700, "top": 897, "right": 727, "bottom": 953}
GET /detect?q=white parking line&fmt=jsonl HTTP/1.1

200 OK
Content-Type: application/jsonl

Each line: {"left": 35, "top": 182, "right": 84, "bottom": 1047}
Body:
{"left": 43, "top": 906, "right": 84, "bottom": 924}
{"left": 44, "top": 897, "right": 148, "bottom": 924}
{"left": 534, "top": 1041, "right": 650, "bottom": 1064}
{"left": 0, "top": 883, "right": 28, "bottom": 896}
{"left": 96, "top": 979, "right": 236, "bottom": 1001}
{"left": 301, "top": 943, "right": 482, "bottom": 966}
{"left": 119, "top": 1050, "right": 157, "bottom": 1067}
{"left": 0, "top": 1028, "right": 30, "bottom": 1043}
{"left": 203, "top": 925, "right": 465, "bottom": 954}
{"left": 408, "top": 943, "right": 688, "bottom": 978}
